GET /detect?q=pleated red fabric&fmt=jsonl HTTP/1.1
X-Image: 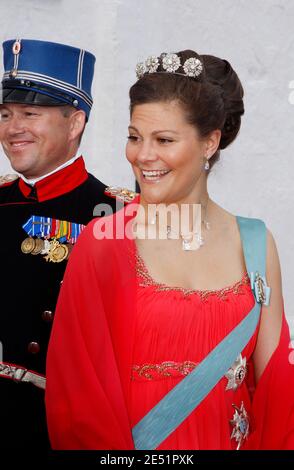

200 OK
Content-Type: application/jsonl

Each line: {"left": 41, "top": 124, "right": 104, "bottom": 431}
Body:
{"left": 46, "top": 201, "right": 294, "bottom": 449}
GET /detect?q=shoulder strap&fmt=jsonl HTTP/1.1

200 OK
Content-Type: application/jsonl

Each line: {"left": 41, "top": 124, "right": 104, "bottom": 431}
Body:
{"left": 0, "top": 174, "right": 18, "bottom": 187}
{"left": 237, "top": 216, "right": 270, "bottom": 306}
{"left": 132, "top": 217, "right": 268, "bottom": 450}
{"left": 236, "top": 216, "right": 266, "bottom": 277}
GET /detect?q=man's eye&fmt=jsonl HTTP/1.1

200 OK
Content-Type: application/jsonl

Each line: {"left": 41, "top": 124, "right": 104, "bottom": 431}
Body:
{"left": 25, "top": 112, "right": 38, "bottom": 116}
{"left": 0, "top": 114, "right": 9, "bottom": 120}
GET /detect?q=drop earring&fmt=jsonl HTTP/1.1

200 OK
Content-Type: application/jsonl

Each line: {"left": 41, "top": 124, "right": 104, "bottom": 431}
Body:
{"left": 204, "top": 157, "right": 210, "bottom": 171}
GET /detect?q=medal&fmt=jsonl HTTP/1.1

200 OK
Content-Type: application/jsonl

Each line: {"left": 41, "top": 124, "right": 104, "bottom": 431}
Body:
{"left": 40, "top": 239, "right": 51, "bottom": 255}
{"left": 230, "top": 401, "right": 249, "bottom": 449}
{"left": 225, "top": 354, "right": 247, "bottom": 391}
{"left": 51, "top": 243, "right": 69, "bottom": 263}
{"left": 22, "top": 215, "right": 85, "bottom": 262}
{"left": 30, "top": 238, "right": 45, "bottom": 255}
{"left": 44, "top": 239, "right": 69, "bottom": 263}
{"left": 44, "top": 239, "right": 60, "bottom": 263}
{"left": 21, "top": 237, "right": 36, "bottom": 254}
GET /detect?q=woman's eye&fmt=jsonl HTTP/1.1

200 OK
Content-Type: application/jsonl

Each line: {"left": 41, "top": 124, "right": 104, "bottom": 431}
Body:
{"left": 127, "top": 135, "right": 139, "bottom": 141}
{"left": 158, "top": 138, "right": 173, "bottom": 144}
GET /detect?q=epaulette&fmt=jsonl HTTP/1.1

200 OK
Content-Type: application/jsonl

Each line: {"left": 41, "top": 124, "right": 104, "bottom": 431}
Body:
{"left": 0, "top": 174, "right": 18, "bottom": 187}
{"left": 104, "top": 186, "right": 138, "bottom": 203}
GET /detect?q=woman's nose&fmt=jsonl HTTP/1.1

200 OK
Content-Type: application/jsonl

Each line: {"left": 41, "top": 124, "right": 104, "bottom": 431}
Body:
{"left": 136, "top": 141, "right": 158, "bottom": 163}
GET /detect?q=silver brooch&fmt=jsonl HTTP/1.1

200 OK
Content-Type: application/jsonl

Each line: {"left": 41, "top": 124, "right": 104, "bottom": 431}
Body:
{"left": 225, "top": 354, "right": 247, "bottom": 391}
{"left": 136, "top": 62, "right": 146, "bottom": 80}
{"left": 250, "top": 271, "right": 271, "bottom": 306}
{"left": 183, "top": 57, "right": 203, "bottom": 77}
{"left": 145, "top": 55, "right": 160, "bottom": 73}
{"left": 230, "top": 401, "right": 249, "bottom": 450}
{"left": 162, "top": 53, "right": 181, "bottom": 73}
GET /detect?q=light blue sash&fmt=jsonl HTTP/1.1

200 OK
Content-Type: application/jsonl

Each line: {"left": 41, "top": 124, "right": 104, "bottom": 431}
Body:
{"left": 132, "top": 216, "right": 269, "bottom": 450}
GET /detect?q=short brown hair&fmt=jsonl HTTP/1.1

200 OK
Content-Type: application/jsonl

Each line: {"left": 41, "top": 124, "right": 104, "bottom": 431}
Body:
{"left": 59, "top": 105, "right": 86, "bottom": 145}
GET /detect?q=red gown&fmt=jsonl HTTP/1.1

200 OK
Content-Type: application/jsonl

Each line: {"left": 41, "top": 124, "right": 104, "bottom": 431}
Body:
{"left": 45, "top": 201, "right": 294, "bottom": 450}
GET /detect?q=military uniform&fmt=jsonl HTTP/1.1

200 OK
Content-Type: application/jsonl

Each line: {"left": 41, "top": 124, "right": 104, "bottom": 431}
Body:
{"left": 0, "top": 38, "right": 129, "bottom": 449}
{"left": 1, "top": 158, "right": 124, "bottom": 448}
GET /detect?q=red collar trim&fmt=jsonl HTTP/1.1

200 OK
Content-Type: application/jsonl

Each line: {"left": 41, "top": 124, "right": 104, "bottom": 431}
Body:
{"left": 18, "top": 156, "right": 88, "bottom": 202}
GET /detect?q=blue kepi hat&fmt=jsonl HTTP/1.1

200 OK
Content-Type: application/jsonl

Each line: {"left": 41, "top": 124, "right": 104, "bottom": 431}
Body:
{"left": 1, "top": 38, "right": 96, "bottom": 119}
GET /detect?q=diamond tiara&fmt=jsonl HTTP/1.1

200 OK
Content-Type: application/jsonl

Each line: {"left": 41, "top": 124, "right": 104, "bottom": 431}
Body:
{"left": 136, "top": 53, "right": 203, "bottom": 80}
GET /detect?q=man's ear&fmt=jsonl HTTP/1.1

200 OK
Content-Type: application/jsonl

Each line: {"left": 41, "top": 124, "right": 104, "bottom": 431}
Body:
{"left": 69, "top": 110, "right": 86, "bottom": 141}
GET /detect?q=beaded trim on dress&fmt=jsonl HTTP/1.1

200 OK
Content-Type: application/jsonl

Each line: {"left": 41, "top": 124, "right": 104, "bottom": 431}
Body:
{"left": 132, "top": 360, "right": 198, "bottom": 381}
{"left": 135, "top": 251, "right": 250, "bottom": 301}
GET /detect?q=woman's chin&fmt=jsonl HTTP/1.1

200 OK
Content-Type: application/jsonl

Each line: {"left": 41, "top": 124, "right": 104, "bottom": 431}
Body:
{"left": 140, "top": 192, "right": 171, "bottom": 206}
{"left": 139, "top": 179, "right": 177, "bottom": 205}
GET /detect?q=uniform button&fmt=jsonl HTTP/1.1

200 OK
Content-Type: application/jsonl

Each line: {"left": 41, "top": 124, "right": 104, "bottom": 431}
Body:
{"left": 27, "top": 342, "right": 40, "bottom": 354}
{"left": 42, "top": 310, "right": 54, "bottom": 322}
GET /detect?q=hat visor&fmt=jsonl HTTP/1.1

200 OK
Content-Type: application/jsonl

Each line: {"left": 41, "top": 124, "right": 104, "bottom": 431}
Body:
{"left": 1, "top": 88, "right": 67, "bottom": 106}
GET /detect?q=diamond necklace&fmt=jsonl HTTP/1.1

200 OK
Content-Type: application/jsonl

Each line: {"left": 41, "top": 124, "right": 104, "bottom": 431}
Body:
{"left": 166, "top": 196, "right": 211, "bottom": 251}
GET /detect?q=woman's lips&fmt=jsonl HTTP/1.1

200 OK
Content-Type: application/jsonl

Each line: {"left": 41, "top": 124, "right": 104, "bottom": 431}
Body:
{"left": 141, "top": 169, "right": 171, "bottom": 183}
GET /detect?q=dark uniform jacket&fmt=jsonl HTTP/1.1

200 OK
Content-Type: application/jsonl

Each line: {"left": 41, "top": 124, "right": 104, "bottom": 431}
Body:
{"left": 0, "top": 156, "right": 118, "bottom": 449}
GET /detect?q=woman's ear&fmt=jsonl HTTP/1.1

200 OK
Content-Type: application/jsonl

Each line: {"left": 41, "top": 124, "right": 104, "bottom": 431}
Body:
{"left": 205, "top": 129, "right": 222, "bottom": 158}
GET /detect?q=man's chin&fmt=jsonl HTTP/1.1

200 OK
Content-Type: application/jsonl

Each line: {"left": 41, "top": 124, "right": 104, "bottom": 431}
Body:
{"left": 8, "top": 159, "right": 36, "bottom": 177}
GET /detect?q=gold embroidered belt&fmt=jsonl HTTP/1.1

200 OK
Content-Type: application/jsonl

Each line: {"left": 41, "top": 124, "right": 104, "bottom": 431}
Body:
{"left": 0, "top": 361, "right": 46, "bottom": 389}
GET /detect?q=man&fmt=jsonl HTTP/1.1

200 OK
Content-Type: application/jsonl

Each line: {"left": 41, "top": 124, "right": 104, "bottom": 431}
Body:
{"left": 0, "top": 38, "right": 136, "bottom": 450}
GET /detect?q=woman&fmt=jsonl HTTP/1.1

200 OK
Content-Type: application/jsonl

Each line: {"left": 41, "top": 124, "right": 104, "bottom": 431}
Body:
{"left": 45, "top": 50, "right": 294, "bottom": 450}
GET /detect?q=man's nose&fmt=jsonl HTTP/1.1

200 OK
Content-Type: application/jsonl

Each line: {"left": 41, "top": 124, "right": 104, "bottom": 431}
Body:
{"left": 5, "top": 115, "right": 26, "bottom": 135}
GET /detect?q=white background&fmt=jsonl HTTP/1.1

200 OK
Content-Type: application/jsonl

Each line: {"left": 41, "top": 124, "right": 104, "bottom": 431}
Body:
{"left": 0, "top": 0, "right": 293, "bottom": 331}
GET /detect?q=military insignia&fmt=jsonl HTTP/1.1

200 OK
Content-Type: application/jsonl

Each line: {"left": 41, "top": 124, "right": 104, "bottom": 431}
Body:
{"left": 21, "top": 237, "right": 46, "bottom": 255}
{"left": 104, "top": 186, "right": 138, "bottom": 203}
{"left": 44, "top": 239, "right": 70, "bottom": 263}
{"left": 9, "top": 68, "right": 18, "bottom": 78}
{"left": 30, "top": 238, "right": 45, "bottom": 255}
{"left": 21, "top": 237, "right": 36, "bottom": 254}
{"left": 250, "top": 271, "right": 271, "bottom": 306}
{"left": 0, "top": 174, "right": 18, "bottom": 186}
{"left": 40, "top": 239, "right": 51, "bottom": 255}
{"left": 225, "top": 354, "right": 247, "bottom": 391}
{"left": 12, "top": 40, "right": 21, "bottom": 55}
{"left": 21, "top": 215, "right": 83, "bottom": 262}
{"left": 230, "top": 401, "right": 249, "bottom": 450}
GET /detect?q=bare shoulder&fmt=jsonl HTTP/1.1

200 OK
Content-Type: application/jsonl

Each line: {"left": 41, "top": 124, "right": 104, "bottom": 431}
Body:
{"left": 266, "top": 228, "right": 282, "bottom": 286}
{"left": 253, "top": 227, "right": 284, "bottom": 382}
